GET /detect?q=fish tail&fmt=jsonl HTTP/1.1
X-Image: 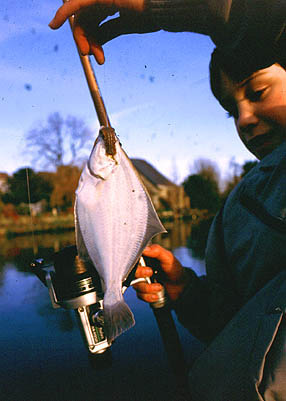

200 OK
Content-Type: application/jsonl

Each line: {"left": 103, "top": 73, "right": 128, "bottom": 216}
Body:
{"left": 103, "top": 301, "right": 135, "bottom": 342}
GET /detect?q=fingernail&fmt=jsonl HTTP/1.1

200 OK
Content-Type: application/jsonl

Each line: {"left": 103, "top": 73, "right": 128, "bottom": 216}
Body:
{"left": 48, "top": 21, "right": 55, "bottom": 29}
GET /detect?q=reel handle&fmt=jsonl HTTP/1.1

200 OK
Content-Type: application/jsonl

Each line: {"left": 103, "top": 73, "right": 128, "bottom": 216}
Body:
{"left": 139, "top": 256, "right": 168, "bottom": 309}
{"left": 122, "top": 256, "right": 167, "bottom": 308}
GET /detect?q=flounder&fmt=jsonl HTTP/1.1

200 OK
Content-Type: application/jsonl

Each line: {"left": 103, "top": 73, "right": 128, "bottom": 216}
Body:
{"left": 75, "top": 127, "right": 166, "bottom": 341}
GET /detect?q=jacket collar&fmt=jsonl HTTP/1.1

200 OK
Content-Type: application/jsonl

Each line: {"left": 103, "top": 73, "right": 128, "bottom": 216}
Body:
{"left": 258, "top": 141, "right": 286, "bottom": 171}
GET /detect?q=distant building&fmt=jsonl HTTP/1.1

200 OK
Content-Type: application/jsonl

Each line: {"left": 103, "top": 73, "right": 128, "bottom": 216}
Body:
{"left": 131, "top": 159, "right": 190, "bottom": 217}
{"left": 0, "top": 172, "right": 8, "bottom": 193}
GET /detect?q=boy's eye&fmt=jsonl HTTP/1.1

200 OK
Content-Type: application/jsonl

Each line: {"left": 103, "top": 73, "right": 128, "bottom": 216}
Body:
{"left": 248, "top": 88, "right": 266, "bottom": 101}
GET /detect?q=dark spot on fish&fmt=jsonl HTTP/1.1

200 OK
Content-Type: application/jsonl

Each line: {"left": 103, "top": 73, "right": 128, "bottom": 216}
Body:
{"left": 149, "top": 76, "right": 155, "bottom": 83}
{"left": 54, "top": 44, "right": 59, "bottom": 52}
{"left": 132, "top": 190, "right": 135, "bottom": 192}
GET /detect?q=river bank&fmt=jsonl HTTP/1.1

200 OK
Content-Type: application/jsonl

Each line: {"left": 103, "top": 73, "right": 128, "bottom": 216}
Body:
{"left": 0, "top": 211, "right": 203, "bottom": 238}
{"left": 0, "top": 214, "right": 75, "bottom": 238}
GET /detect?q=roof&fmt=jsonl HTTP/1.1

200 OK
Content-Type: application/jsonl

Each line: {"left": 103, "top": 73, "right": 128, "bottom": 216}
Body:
{"left": 0, "top": 172, "right": 8, "bottom": 180}
{"left": 131, "top": 158, "right": 175, "bottom": 187}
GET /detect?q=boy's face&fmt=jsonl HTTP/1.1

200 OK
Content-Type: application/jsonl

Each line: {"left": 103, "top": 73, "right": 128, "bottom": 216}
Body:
{"left": 218, "top": 64, "right": 286, "bottom": 160}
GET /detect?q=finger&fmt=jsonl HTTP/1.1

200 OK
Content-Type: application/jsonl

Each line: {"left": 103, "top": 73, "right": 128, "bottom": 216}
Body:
{"left": 49, "top": 0, "right": 81, "bottom": 29}
{"left": 143, "top": 244, "right": 184, "bottom": 281}
{"left": 143, "top": 244, "right": 173, "bottom": 265}
{"left": 73, "top": 24, "right": 91, "bottom": 55}
{"left": 132, "top": 281, "right": 162, "bottom": 293}
{"left": 73, "top": 23, "right": 105, "bottom": 63}
{"left": 133, "top": 281, "right": 162, "bottom": 304}
{"left": 90, "top": 41, "right": 105, "bottom": 64}
{"left": 137, "top": 292, "right": 160, "bottom": 303}
{"left": 49, "top": 0, "right": 113, "bottom": 29}
{"left": 134, "top": 266, "right": 153, "bottom": 279}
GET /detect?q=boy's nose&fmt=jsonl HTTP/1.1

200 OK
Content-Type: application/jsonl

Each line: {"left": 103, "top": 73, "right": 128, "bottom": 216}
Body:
{"left": 236, "top": 101, "right": 258, "bottom": 134}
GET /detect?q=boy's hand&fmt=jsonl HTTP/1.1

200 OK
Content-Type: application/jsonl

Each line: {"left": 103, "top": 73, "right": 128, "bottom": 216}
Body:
{"left": 49, "top": 0, "right": 157, "bottom": 65}
{"left": 133, "top": 244, "right": 190, "bottom": 302}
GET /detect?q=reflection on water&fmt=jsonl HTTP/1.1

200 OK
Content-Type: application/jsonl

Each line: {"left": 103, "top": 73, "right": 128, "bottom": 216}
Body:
{"left": 0, "top": 219, "right": 207, "bottom": 283}
{"left": 154, "top": 219, "right": 193, "bottom": 250}
{"left": 187, "top": 217, "right": 214, "bottom": 259}
{"left": 0, "top": 220, "right": 207, "bottom": 401}
{"left": 0, "top": 231, "right": 76, "bottom": 270}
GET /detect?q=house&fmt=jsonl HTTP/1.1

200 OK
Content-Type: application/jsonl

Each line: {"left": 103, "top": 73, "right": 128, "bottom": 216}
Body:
{"left": 0, "top": 172, "right": 8, "bottom": 193}
{"left": 131, "top": 159, "right": 190, "bottom": 217}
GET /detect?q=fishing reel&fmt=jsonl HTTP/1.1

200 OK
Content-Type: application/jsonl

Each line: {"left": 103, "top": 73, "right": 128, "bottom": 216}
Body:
{"left": 31, "top": 246, "right": 112, "bottom": 366}
{"left": 30, "top": 246, "right": 167, "bottom": 367}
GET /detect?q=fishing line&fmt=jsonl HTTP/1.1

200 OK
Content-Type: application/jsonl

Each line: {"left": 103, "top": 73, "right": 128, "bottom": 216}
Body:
{"left": 26, "top": 168, "right": 37, "bottom": 256}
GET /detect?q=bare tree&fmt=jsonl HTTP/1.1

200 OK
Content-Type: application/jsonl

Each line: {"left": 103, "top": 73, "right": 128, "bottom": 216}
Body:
{"left": 192, "top": 158, "right": 221, "bottom": 190}
{"left": 170, "top": 157, "right": 180, "bottom": 184}
{"left": 222, "top": 159, "right": 258, "bottom": 201}
{"left": 25, "top": 112, "right": 94, "bottom": 170}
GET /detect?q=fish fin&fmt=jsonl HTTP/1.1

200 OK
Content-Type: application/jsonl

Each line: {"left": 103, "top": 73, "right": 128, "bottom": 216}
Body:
{"left": 147, "top": 207, "right": 167, "bottom": 237}
{"left": 125, "top": 153, "right": 167, "bottom": 238}
{"left": 103, "top": 301, "right": 135, "bottom": 342}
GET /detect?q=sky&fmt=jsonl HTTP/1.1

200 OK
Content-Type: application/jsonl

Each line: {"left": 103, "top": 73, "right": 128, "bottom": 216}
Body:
{"left": 0, "top": 0, "right": 257, "bottom": 185}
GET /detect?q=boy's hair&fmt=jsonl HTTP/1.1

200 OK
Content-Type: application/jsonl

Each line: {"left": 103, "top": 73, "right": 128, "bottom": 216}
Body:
{"left": 209, "top": 48, "right": 286, "bottom": 102}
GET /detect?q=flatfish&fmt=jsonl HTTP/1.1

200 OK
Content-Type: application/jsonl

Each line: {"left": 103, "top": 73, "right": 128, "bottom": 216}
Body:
{"left": 75, "top": 127, "right": 166, "bottom": 342}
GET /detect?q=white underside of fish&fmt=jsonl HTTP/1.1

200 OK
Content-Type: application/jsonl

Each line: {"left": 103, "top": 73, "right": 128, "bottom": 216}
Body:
{"left": 75, "top": 131, "right": 166, "bottom": 341}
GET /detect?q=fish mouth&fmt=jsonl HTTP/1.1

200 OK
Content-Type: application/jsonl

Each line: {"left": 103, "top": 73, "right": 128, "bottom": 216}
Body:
{"left": 246, "top": 132, "right": 276, "bottom": 157}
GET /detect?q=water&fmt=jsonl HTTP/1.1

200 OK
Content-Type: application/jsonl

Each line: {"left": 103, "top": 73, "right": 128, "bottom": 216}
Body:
{"left": 0, "top": 221, "right": 206, "bottom": 401}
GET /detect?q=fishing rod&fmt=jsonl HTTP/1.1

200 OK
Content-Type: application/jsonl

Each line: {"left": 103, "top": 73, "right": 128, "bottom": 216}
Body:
{"left": 36, "top": 1, "right": 190, "bottom": 398}
{"left": 127, "top": 256, "right": 190, "bottom": 400}
{"left": 63, "top": 0, "right": 109, "bottom": 128}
